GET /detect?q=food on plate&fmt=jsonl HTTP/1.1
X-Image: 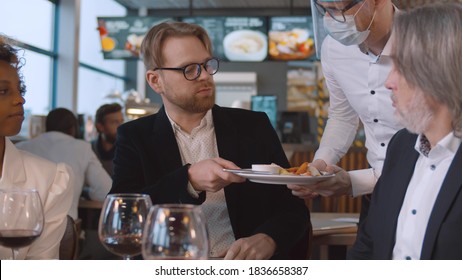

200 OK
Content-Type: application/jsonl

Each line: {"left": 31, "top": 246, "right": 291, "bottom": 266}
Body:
{"left": 279, "top": 162, "right": 321, "bottom": 176}
{"left": 252, "top": 162, "right": 321, "bottom": 176}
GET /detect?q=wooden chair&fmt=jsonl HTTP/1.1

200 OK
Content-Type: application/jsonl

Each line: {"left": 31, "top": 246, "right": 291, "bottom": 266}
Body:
{"left": 59, "top": 215, "right": 81, "bottom": 260}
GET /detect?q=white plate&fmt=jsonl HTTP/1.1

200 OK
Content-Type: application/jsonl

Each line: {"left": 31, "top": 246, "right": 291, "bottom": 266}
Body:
{"left": 223, "top": 169, "right": 335, "bottom": 185}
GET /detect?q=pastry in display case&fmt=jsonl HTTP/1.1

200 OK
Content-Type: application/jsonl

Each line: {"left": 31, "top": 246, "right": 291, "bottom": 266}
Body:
{"left": 286, "top": 62, "right": 324, "bottom": 114}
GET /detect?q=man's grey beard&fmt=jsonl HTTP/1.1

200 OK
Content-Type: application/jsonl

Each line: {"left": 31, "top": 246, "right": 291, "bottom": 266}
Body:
{"left": 394, "top": 93, "right": 433, "bottom": 135}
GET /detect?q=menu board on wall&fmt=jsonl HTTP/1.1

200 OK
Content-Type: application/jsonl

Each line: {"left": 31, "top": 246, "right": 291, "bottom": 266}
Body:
{"left": 269, "top": 16, "right": 315, "bottom": 60}
{"left": 181, "top": 17, "right": 226, "bottom": 60}
{"left": 182, "top": 16, "right": 268, "bottom": 62}
{"left": 97, "top": 17, "right": 172, "bottom": 59}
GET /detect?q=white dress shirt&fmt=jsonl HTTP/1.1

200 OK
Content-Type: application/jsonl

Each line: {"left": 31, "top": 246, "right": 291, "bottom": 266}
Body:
{"left": 16, "top": 131, "right": 111, "bottom": 219}
{"left": 1, "top": 138, "right": 72, "bottom": 259}
{"left": 166, "top": 109, "right": 235, "bottom": 258}
{"left": 392, "top": 133, "right": 461, "bottom": 260}
{"left": 314, "top": 34, "right": 403, "bottom": 196}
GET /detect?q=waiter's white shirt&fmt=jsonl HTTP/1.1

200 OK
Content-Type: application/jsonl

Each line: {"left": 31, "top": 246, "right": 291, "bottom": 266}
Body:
{"left": 314, "top": 35, "right": 403, "bottom": 196}
{"left": 16, "top": 131, "right": 111, "bottom": 219}
{"left": 166, "top": 109, "right": 235, "bottom": 258}
{"left": 1, "top": 138, "right": 72, "bottom": 259}
{"left": 392, "top": 132, "right": 461, "bottom": 260}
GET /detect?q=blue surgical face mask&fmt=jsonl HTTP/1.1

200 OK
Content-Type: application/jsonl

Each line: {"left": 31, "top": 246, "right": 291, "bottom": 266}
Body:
{"left": 323, "top": 8, "right": 376, "bottom": 46}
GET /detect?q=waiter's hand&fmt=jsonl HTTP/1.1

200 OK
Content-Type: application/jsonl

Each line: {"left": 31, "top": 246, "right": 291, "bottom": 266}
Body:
{"left": 224, "top": 233, "right": 276, "bottom": 260}
{"left": 286, "top": 159, "right": 326, "bottom": 198}
{"left": 287, "top": 163, "right": 352, "bottom": 198}
{"left": 188, "top": 158, "right": 245, "bottom": 192}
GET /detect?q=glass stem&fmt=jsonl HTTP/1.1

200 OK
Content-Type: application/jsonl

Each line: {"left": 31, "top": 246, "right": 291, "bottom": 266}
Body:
{"left": 123, "top": 255, "right": 131, "bottom": 260}
{"left": 12, "top": 248, "right": 18, "bottom": 260}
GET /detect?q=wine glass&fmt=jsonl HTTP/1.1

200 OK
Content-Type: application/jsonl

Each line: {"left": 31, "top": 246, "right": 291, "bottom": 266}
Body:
{"left": 142, "top": 204, "right": 209, "bottom": 260}
{"left": 0, "top": 189, "right": 44, "bottom": 260}
{"left": 98, "top": 193, "right": 152, "bottom": 260}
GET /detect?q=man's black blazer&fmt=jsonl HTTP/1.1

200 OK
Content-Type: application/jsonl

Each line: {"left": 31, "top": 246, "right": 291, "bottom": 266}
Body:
{"left": 349, "top": 129, "right": 462, "bottom": 259}
{"left": 111, "top": 105, "right": 309, "bottom": 259}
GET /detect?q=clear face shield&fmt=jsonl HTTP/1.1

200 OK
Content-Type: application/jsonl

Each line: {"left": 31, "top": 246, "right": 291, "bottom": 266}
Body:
{"left": 311, "top": 0, "right": 329, "bottom": 59}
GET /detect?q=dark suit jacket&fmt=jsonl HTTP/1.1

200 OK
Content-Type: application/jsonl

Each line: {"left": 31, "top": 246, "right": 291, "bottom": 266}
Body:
{"left": 111, "top": 105, "right": 310, "bottom": 259}
{"left": 349, "top": 129, "right": 462, "bottom": 259}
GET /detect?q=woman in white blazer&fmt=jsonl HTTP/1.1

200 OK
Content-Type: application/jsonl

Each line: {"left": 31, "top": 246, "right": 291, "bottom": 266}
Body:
{"left": 0, "top": 37, "right": 72, "bottom": 259}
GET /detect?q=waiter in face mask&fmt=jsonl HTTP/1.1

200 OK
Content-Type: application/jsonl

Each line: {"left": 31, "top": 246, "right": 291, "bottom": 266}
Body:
{"left": 287, "top": 0, "right": 403, "bottom": 217}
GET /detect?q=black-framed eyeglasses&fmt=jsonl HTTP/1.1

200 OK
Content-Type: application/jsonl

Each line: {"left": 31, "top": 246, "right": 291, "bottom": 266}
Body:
{"left": 314, "top": 0, "right": 362, "bottom": 23}
{"left": 153, "top": 57, "right": 219, "bottom": 81}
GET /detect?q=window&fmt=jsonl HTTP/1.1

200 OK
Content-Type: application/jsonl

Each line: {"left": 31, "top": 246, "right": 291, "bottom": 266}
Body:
{"left": 78, "top": 0, "right": 127, "bottom": 117}
{"left": 77, "top": 67, "right": 125, "bottom": 118}
{"left": 0, "top": 0, "right": 55, "bottom": 140}
{"left": 22, "top": 51, "right": 53, "bottom": 115}
{"left": 2, "top": 0, "right": 129, "bottom": 138}
{"left": 0, "top": 0, "right": 54, "bottom": 50}
{"left": 79, "top": 0, "right": 126, "bottom": 74}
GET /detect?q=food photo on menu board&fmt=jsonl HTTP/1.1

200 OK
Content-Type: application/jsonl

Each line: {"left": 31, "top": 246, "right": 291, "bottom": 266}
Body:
{"left": 97, "top": 17, "right": 172, "bottom": 59}
{"left": 182, "top": 16, "right": 268, "bottom": 62}
{"left": 269, "top": 16, "right": 315, "bottom": 60}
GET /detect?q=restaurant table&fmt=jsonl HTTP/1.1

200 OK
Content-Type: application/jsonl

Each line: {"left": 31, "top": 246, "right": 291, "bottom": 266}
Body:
{"left": 78, "top": 199, "right": 104, "bottom": 209}
{"left": 78, "top": 201, "right": 359, "bottom": 259}
{"left": 311, "top": 212, "right": 359, "bottom": 260}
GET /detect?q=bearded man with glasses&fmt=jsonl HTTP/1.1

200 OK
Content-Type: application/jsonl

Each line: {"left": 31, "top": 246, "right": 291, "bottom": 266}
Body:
{"left": 110, "top": 21, "right": 309, "bottom": 260}
{"left": 288, "top": 0, "right": 402, "bottom": 221}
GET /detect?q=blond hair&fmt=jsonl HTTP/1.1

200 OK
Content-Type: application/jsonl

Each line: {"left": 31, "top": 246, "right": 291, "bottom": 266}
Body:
{"left": 140, "top": 21, "right": 213, "bottom": 70}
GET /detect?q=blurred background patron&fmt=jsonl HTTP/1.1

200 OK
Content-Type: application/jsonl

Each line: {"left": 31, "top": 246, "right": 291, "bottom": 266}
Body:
{"left": 16, "top": 108, "right": 111, "bottom": 220}
{"left": 92, "top": 103, "right": 124, "bottom": 176}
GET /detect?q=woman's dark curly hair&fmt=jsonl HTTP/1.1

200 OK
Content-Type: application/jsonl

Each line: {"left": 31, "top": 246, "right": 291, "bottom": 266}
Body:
{"left": 0, "top": 35, "right": 26, "bottom": 96}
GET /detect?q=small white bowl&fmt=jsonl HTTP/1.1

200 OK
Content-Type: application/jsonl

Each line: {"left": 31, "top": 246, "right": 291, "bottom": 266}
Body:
{"left": 252, "top": 164, "right": 280, "bottom": 174}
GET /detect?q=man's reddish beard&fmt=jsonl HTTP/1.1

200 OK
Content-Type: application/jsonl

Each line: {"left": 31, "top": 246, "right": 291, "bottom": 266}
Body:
{"left": 165, "top": 84, "right": 216, "bottom": 114}
{"left": 189, "top": 90, "right": 215, "bottom": 113}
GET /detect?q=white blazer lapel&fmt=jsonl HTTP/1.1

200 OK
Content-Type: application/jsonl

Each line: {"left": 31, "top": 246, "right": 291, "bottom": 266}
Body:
{"left": 0, "top": 138, "right": 27, "bottom": 187}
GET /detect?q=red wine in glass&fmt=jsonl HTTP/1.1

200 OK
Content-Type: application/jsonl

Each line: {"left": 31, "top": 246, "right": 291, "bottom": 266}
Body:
{"left": 0, "top": 189, "right": 44, "bottom": 260}
{"left": 103, "top": 234, "right": 142, "bottom": 257}
{"left": 98, "top": 193, "right": 152, "bottom": 260}
{"left": 0, "top": 230, "right": 41, "bottom": 248}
